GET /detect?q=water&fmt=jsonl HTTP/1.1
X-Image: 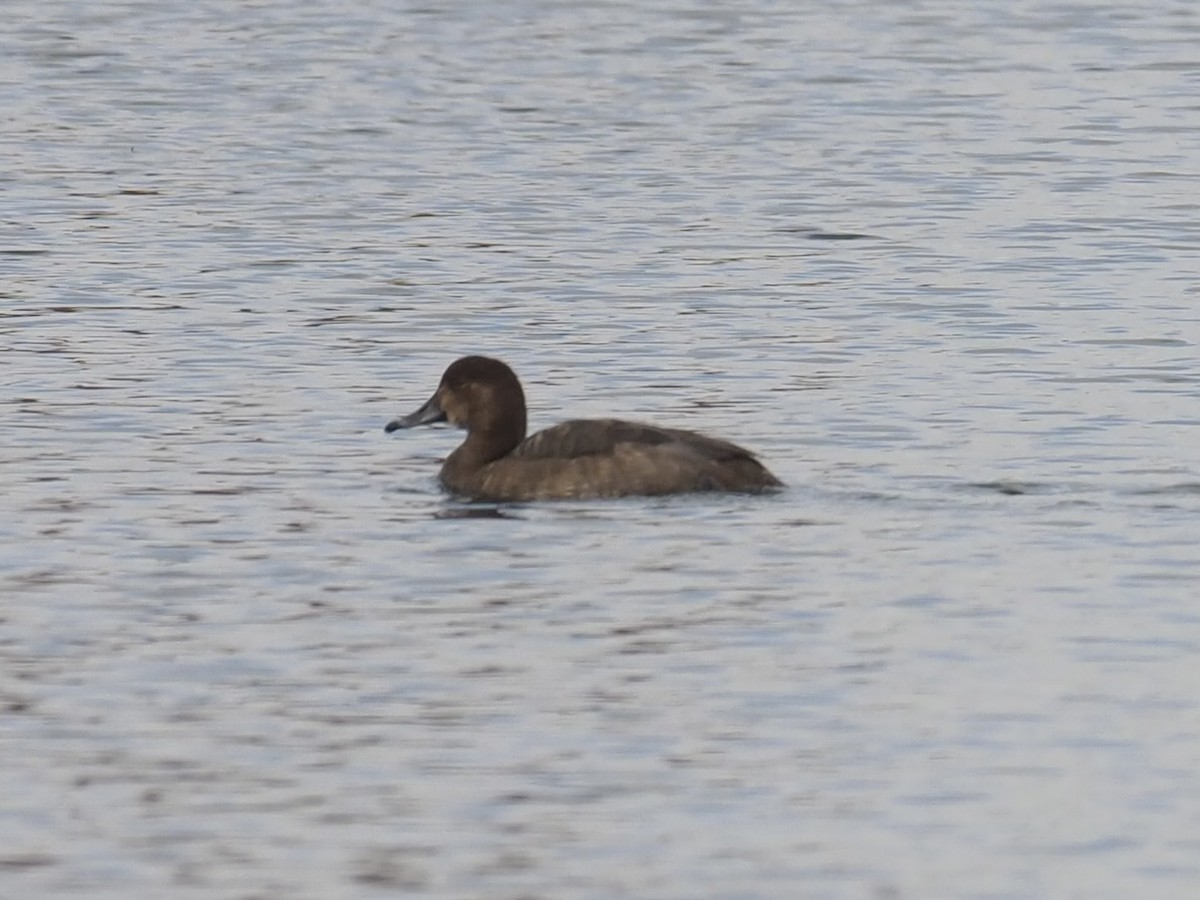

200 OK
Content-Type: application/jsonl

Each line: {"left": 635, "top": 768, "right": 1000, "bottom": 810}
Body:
{"left": 4, "top": 0, "right": 1200, "bottom": 897}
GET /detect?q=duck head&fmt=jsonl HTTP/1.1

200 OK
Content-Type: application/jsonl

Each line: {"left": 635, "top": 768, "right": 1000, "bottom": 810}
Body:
{"left": 385, "top": 356, "right": 528, "bottom": 447}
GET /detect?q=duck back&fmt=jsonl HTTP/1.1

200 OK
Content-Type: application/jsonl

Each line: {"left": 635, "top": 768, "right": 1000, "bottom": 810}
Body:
{"left": 442, "top": 418, "right": 781, "bottom": 501}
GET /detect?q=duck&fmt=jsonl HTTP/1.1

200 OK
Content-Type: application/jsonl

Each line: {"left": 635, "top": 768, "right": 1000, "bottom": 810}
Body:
{"left": 384, "top": 356, "right": 782, "bottom": 502}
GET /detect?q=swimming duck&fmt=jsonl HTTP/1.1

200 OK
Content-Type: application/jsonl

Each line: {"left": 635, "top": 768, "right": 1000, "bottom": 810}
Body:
{"left": 385, "top": 356, "right": 783, "bottom": 501}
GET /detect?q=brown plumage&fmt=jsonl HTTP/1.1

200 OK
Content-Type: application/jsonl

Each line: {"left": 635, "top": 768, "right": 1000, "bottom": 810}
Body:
{"left": 385, "top": 356, "right": 783, "bottom": 502}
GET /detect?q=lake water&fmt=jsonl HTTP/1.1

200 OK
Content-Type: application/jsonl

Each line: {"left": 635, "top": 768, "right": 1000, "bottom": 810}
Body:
{"left": 4, "top": 1, "right": 1200, "bottom": 897}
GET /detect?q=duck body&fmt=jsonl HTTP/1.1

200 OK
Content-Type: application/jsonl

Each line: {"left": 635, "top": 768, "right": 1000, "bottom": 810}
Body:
{"left": 385, "top": 356, "right": 782, "bottom": 502}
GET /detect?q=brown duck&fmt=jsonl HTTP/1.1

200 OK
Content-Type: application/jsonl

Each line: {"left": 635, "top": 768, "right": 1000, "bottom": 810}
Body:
{"left": 385, "top": 356, "right": 783, "bottom": 502}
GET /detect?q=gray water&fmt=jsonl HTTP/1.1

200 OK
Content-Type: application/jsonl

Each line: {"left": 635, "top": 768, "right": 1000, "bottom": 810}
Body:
{"left": 4, "top": 1, "right": 1200, "bottom": 897}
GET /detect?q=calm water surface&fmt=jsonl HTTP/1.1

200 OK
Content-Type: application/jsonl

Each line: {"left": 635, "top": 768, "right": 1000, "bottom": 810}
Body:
{"left": 4, "top": 1, "right": 1200, "bottom": 897}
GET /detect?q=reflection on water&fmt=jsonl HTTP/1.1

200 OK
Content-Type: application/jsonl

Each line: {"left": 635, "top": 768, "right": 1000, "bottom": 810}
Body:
{"left": 433, "top": 504, "right": 521, "bottom": 520}
{"left": 4, "top": 0, "right": 1200, "bottom": 897}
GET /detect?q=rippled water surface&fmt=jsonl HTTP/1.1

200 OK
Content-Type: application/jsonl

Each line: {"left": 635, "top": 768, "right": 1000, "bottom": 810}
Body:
{"left": 4, "top": 1, "right": 1200, "bottom": 897}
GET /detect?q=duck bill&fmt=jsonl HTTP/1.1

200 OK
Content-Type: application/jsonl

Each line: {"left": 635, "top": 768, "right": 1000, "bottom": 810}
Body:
{"left": 384, "top": 393, "right": 448, "bottom": 433}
